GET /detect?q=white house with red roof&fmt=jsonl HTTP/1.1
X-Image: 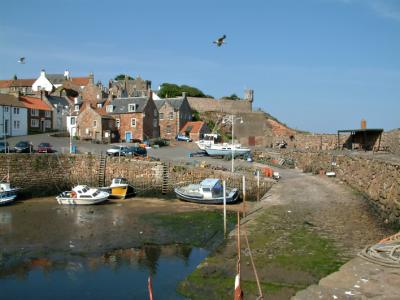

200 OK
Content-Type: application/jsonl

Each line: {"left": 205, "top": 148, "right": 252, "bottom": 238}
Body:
{"left": 0, "top": 94, "right": 28, "bottom": 137}
{"left": 19, "top": 96, "right": 53, "bottom": 133}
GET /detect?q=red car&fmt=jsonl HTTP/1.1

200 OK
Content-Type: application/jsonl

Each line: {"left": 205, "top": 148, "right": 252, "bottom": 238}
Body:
{"left": 37, "top": 143, "right": 53, "bottom": 153}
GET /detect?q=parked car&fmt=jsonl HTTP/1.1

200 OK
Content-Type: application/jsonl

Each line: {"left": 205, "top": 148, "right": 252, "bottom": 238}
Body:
{"left": 0, "top": 141, "right": 10, "bottom": 153}
{"left": 176, "top": 134, "right": 192, "bottom": 142}
{"left": 13, "top": 141, "right": 34, "bottom": 153}
{"left": 37, "top": 143, "right": 54, "bottom": 153}
{"left": 122, "top": 146, "right": 147, "bottom": 157}
{"left": 106, "top": 145, "right": 128, "bottom": 156}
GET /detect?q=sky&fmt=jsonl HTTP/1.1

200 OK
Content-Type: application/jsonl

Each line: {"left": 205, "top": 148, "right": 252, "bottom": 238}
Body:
{"left": 1, "top": 0, "right": 399, "bottom": 133}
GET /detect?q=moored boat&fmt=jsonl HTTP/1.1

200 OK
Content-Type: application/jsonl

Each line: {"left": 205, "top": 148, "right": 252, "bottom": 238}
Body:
{"left": 0, "top": 182, "right": 19, "bottom": 205}
{"left": 56, "top": 185, "right": 109, "bottom": 205}
{"left": 205, "top": 144, "right": 251, "bottom": 157}
{"left": 109, "top": 177, "right": 135, "bottom": 199}
{"left": 174, "top": 178, "right": 239, "bottom": 204}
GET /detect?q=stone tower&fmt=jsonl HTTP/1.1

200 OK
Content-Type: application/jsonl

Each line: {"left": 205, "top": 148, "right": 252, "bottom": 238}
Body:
{"left": 244, "top": 89, "right": 254, "bottom": 103}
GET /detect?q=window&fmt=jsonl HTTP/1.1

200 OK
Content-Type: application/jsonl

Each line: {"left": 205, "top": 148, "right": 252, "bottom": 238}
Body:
{"left": 85, "top": 128, "right": 90, "bottom": 134}
{"left": 116, "top": 119, "right": 120, "bottom": 128}
{"left": 166, "top": 125, "right": 171, "bottom": 133}
{"left": 168, "top": 112, "right": 174, "bottom": 120}
{"left": 154, "top": 109, "right": 158, "bottom": 117}
{"left": 45, "top": 110, "right": 51, "bottom": 118}
{"left": 153, "top": 118, "right": 157, "bottom": 127}
{"left": 31, "top": 119, "right": 39, "bottom": 127}
{"left": 128, "top": 104, "right": 136, "bottom": 112}
{"left": 93, "top": 120, "right": 97, "bottom": 127}
{"left": 4, "top": 106, "right": 9, "bottom": 113}
{"left": 106, "top": 105, "right": 114, "bottom": 113}
{"left": 45, "top": 120, "right": 51, "bottom": 128}
{"left": 159, "top": 112, "right": 164, "bottom": 120}
{"left": 70, "top": 117, "right": 76, "bottom": 125}
{"left": 31, "top": 109, "right": 39, "bottom": 116}
{"left": 74, "top": 105, "right": 80, "bottom": 111}
{"left": 13, "top": 107, "right": 19, "bottom": 114}
{"left": 131, "top": 118, "right": 136, "bottom": 127}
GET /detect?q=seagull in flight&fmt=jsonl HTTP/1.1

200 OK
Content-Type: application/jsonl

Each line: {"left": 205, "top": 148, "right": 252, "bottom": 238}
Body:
{"left": 17, "top": 57, "right": 25, "bottom": 64}
{"left": 213, "top": 34, "right": 226, "bottom": 47}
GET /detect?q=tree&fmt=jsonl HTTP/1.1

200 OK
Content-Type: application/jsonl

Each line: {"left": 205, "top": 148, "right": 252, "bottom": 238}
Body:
{"left": 221, "top": 94, "right": 240, "bottom": 100}
{"left": 114, "top": 74, "right": 134, "bottom": 81}
{"left": 158, "top": 83, "right": 210, "bottom": 98}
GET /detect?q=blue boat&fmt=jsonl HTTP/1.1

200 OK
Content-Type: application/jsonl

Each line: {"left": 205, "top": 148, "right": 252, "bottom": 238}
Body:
{"left": 0, "top": 182, "right": 18, "bottom": 205}
{"left": 174, "top": 178, "right": 239, "bottom": 204}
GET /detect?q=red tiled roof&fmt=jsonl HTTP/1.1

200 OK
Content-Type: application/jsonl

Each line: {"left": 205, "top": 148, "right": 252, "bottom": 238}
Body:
{"left": 0, "top": 79, "right": 35, "bottom": 88}
{"left": 20, "top": 96, "right": 52, "bottom": 111}
{"left": 71, "top": 77, "right": 90, "bottom": 86}
{"left": 180, "top": 121, "right": 205, "bottom": 134}
{"left": 0, "top": 80, "right": 13, "bottom": 88}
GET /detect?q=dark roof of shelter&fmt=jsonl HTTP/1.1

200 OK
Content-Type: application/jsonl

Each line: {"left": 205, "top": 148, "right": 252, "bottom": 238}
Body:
{"left": 338, "top": 128, "right": 384, "bottom": 134}
{"left": 109, "top": 97, "right": 149, "bottom": 113}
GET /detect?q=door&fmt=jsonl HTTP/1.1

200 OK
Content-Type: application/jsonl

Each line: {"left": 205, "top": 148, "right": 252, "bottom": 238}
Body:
{"left": 248, "top": 136, "right": 256, "bottom": 146}
{"left": 125, "top": 131, "right": 132, "bottom": 142}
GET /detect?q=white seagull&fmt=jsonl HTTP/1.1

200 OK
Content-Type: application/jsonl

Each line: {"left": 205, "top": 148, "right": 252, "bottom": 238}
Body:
{"left": 17, "top": 57, "right": 25, "bottom": 64}
{"left": 213, "top": 34, "right": 226, "bottom": 47}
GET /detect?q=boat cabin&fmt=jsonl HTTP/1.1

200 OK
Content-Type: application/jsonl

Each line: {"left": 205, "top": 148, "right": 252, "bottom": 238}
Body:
{"left": 0, "top": 183, "right": 11, "bottom": 192}
{"left": 200, "top": 178, "right": 223, "bottom": 199}
{"left": 111, "top": 177, "right": 128, "bottom": 186}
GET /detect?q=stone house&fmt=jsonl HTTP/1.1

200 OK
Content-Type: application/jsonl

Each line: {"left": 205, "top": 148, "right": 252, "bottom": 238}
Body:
{"left": 0, "top": 94, "right": 28, "bottom": 137}
{"left": 109, "top": 75, "right": 151, "bottom": 98}
{"left": 179, "top": 121, "right": 211, "bottom": 141}
{"left": 107, "top": 96, "right": 159, "bottom": 142}
{"left": 19, "top": 96, "right": 53, "bottom": 133}
{"left": 76, "top": 104, "right": 117, "bottom": 142}
{"left": 154, "top": 93, "right": 192, "bottom": 140}
{"left": 45, "top": 95, "right": 71, "bottom": 131}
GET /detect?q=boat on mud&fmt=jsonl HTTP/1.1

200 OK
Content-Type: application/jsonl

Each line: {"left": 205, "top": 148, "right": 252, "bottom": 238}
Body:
{"left": 0, "top": 182, "right": 19, "bottom": 205}
{"left": 205, "top": 144, "right": 251, "bottom": 157}
{"left": 109, "top": 177, "right": 135, "bottom": 199}
{"left": 174, "top": 178, "right": 239, "bottom": 204}
{"left": 56, "top": 185, "right": 109, "bottom": 205}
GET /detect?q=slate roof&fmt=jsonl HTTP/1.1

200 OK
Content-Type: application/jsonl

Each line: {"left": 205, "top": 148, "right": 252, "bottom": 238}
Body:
{"left": 47, "top": 95, "right": 70, "bottom": 108}
{"left": 0, "top": 94, "right": 26, "bottom": 108}
{"left": 109, "top": 97, "right": 149, "bottom": 114}
{"left": 154, "top": 97, "right": 185, "bottom": 111}
{"left": 46, "top": 74, "right": 65, "bottom": 85}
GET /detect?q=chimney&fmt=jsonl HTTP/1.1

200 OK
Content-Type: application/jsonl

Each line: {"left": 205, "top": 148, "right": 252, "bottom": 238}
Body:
{"left": 40, "top": 69, "right": 46, "bottom": 77}
{"left": 64, "top": 70, "right": 70, "bottom": 80}
{"left": 361, "top": 119, "right": 367, "bottom": 129}
{"left": 88, "top": 72, "right": 94, "bottom": 85}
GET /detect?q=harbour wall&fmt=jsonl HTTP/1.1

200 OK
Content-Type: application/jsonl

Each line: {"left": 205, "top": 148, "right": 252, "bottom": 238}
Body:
{"left": 278, "top": 150, "right": 400, "bottom": 225}
{"left": 0, "top": 154, "right": 273, "bottom": 199}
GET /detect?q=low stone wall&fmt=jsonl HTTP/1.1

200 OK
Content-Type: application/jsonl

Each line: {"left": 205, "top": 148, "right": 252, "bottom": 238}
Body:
{"left": 280, "top": 150, "right": 400, "bottom": 225}
{"left": 0, "top": 154, "right": 273, "bottom": 200}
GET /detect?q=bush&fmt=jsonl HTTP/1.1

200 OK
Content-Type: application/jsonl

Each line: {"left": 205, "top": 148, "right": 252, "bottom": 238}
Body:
{"left": 148, "top": 138, "right": 170, "bottom": 147}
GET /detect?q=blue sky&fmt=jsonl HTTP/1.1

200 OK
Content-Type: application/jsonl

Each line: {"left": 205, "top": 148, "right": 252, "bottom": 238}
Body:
{"left": 1, "top": 0, "right": 399, "bottom": 133}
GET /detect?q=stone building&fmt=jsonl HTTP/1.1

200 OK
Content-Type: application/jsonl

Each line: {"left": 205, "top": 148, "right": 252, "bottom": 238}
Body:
{"left": 77, "top": 104, "right": 117, "bottom": 142}
{"left": 107, "top": 95, "right": 159, "bottom": 142}
{"left": 19, "top": 96, "right": 53, "bottom": 133}
{"left": 179, "top": 121, "right": 211, "bottom": 141}
{"left": 109, "top": 75, "right": 151, "bottom": 98}
{"left": 154, "top": 93, "right": 192, "bottom": 140}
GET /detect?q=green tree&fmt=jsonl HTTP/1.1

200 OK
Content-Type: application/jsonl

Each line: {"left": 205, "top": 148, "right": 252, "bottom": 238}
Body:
{"left": 158, "top": 83, "right": 209, "bottom": 98}
{"left": 221, "top": 94, "right": 240, "bottom": 100}
{"left": 114, "top": 74, "right": 134, "bottom": 81}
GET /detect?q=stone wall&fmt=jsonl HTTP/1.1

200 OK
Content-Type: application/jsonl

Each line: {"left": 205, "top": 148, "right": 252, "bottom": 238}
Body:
{"left": 187, "top": 97, "right": 252, "bottom": 114}
{"left": 0, "top": 154, "right": 273, "bottom": 200}
{"left": 280, "top": 150, "right": 400, "bottom": 225}
{"left": 381, "top": 129, "right": 400, "bottom": 155}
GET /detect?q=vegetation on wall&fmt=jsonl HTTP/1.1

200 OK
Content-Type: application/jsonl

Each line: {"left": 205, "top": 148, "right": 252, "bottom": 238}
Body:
{"left": 221, "top": 94, "right": 240, "bottom": 100}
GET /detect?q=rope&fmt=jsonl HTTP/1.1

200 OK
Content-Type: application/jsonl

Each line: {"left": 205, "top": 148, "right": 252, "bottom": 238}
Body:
{"left": 358, "top": 232, "right": 400, "bottom": 268}
{"left": 243, "top": 226, "right": 264, "bottom": 299}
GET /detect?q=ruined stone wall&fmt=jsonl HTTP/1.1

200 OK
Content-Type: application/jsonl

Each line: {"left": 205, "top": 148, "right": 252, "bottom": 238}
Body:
{"left": 281, "top": 150, "right": 400, "bottom": 225}
{"left": 187, "top": 97, "right": 252, "bottom": 114}
{"left": 381, "top": 129, "right": 400, "bottom": 155}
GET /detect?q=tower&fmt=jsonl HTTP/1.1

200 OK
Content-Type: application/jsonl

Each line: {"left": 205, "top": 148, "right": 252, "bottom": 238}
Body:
{"left": 244, "top": 89, "right": 254, "bottom": 103}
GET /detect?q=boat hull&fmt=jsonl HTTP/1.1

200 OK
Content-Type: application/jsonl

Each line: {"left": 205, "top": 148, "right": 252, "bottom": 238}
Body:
{"left": 0, "top": 189, "right": 18, "bottom": 206}
{"left": 205, "top": 148, "right": 250, "bottom": 157}
{"left": 110, "top": 185, "right": 135, "bottom": 199}
{"left": 174, "top": 187, "right": 239, "bottom": 204}
{"left": 56, "top": 196, "right": 109, "bottom": 205}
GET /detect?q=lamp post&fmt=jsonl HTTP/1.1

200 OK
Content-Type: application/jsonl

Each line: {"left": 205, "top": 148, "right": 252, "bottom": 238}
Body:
{"left": 223, "top": 114, "right": 243, "bottom": 173}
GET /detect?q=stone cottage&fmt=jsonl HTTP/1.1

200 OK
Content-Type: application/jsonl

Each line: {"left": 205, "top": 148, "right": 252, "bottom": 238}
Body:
{"left": 179, "top": 121, "right": 211, "bottom": 141}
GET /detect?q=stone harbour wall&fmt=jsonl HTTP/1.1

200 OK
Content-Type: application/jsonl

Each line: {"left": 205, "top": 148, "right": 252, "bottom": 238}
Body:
{"left": 0, "top": 154, "right": 273, "bottom": 200}
{"left": 281, "top": 150, "right": 400, "bottom": 225}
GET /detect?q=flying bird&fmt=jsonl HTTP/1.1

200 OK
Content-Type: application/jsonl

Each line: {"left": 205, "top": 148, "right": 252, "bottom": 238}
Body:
{"left": 17, "top": 57, "right": 25, "bottom": 64}
{"left": 213, "top": 34, "right": 226, "bottom": 47}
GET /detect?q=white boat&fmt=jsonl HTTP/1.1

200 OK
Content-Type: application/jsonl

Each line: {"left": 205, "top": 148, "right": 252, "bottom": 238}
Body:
{"left": 56, "top": 185, "right": 109, "bottom": 205}
{"left": 205, "top": 144, "right": 251, "bottom": 157}
{"left": 196, "top": 134, "right": 222, "bottom": 150}
{"left": 174, "top": 178, "right": 239, "bottom": 204}
{"left": 0, "top": 182, "right": 18, "bottom": 205}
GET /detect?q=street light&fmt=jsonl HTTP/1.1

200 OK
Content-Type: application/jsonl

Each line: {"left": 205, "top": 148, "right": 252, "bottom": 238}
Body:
{"left": 222, "top": 114, "right": 244, "bottom": 173}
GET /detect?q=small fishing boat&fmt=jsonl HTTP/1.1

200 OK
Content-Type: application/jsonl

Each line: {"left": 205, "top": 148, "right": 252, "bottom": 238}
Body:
{"left": 174, "top": 178, "right": 239, "bottom": 204}
{"left": 0, "top": 182, "right": 19, "bottom": 205}
{"left": 109, "top": 177, "right": 135, "bottom": 199}
{"left": 56, "top": 185, "right": 109, "bottom": 205}
{"left": 205, "top": 144, "right": 251, "bottom": 157}
{"left": 195, "top": 134, "right": 222, "bottom": 150}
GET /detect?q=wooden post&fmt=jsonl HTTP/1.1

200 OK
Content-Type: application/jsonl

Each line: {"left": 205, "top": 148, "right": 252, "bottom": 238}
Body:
{"left": 223, "top": 180, "right": 227, "bottom": 237}
{"left": 257, "top": 170, "right": 260, "bottom": 202}
{"left": 242, "top": 175, "right": 246, "bottom": 218}
{"left": 237, "top": 211, "right": 241, "bottom": 272}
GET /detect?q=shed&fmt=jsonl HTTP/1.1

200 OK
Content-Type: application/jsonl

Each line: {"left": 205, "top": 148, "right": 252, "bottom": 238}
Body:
{"left": 337, "top": 128, "right": 383, "bottom": 151}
